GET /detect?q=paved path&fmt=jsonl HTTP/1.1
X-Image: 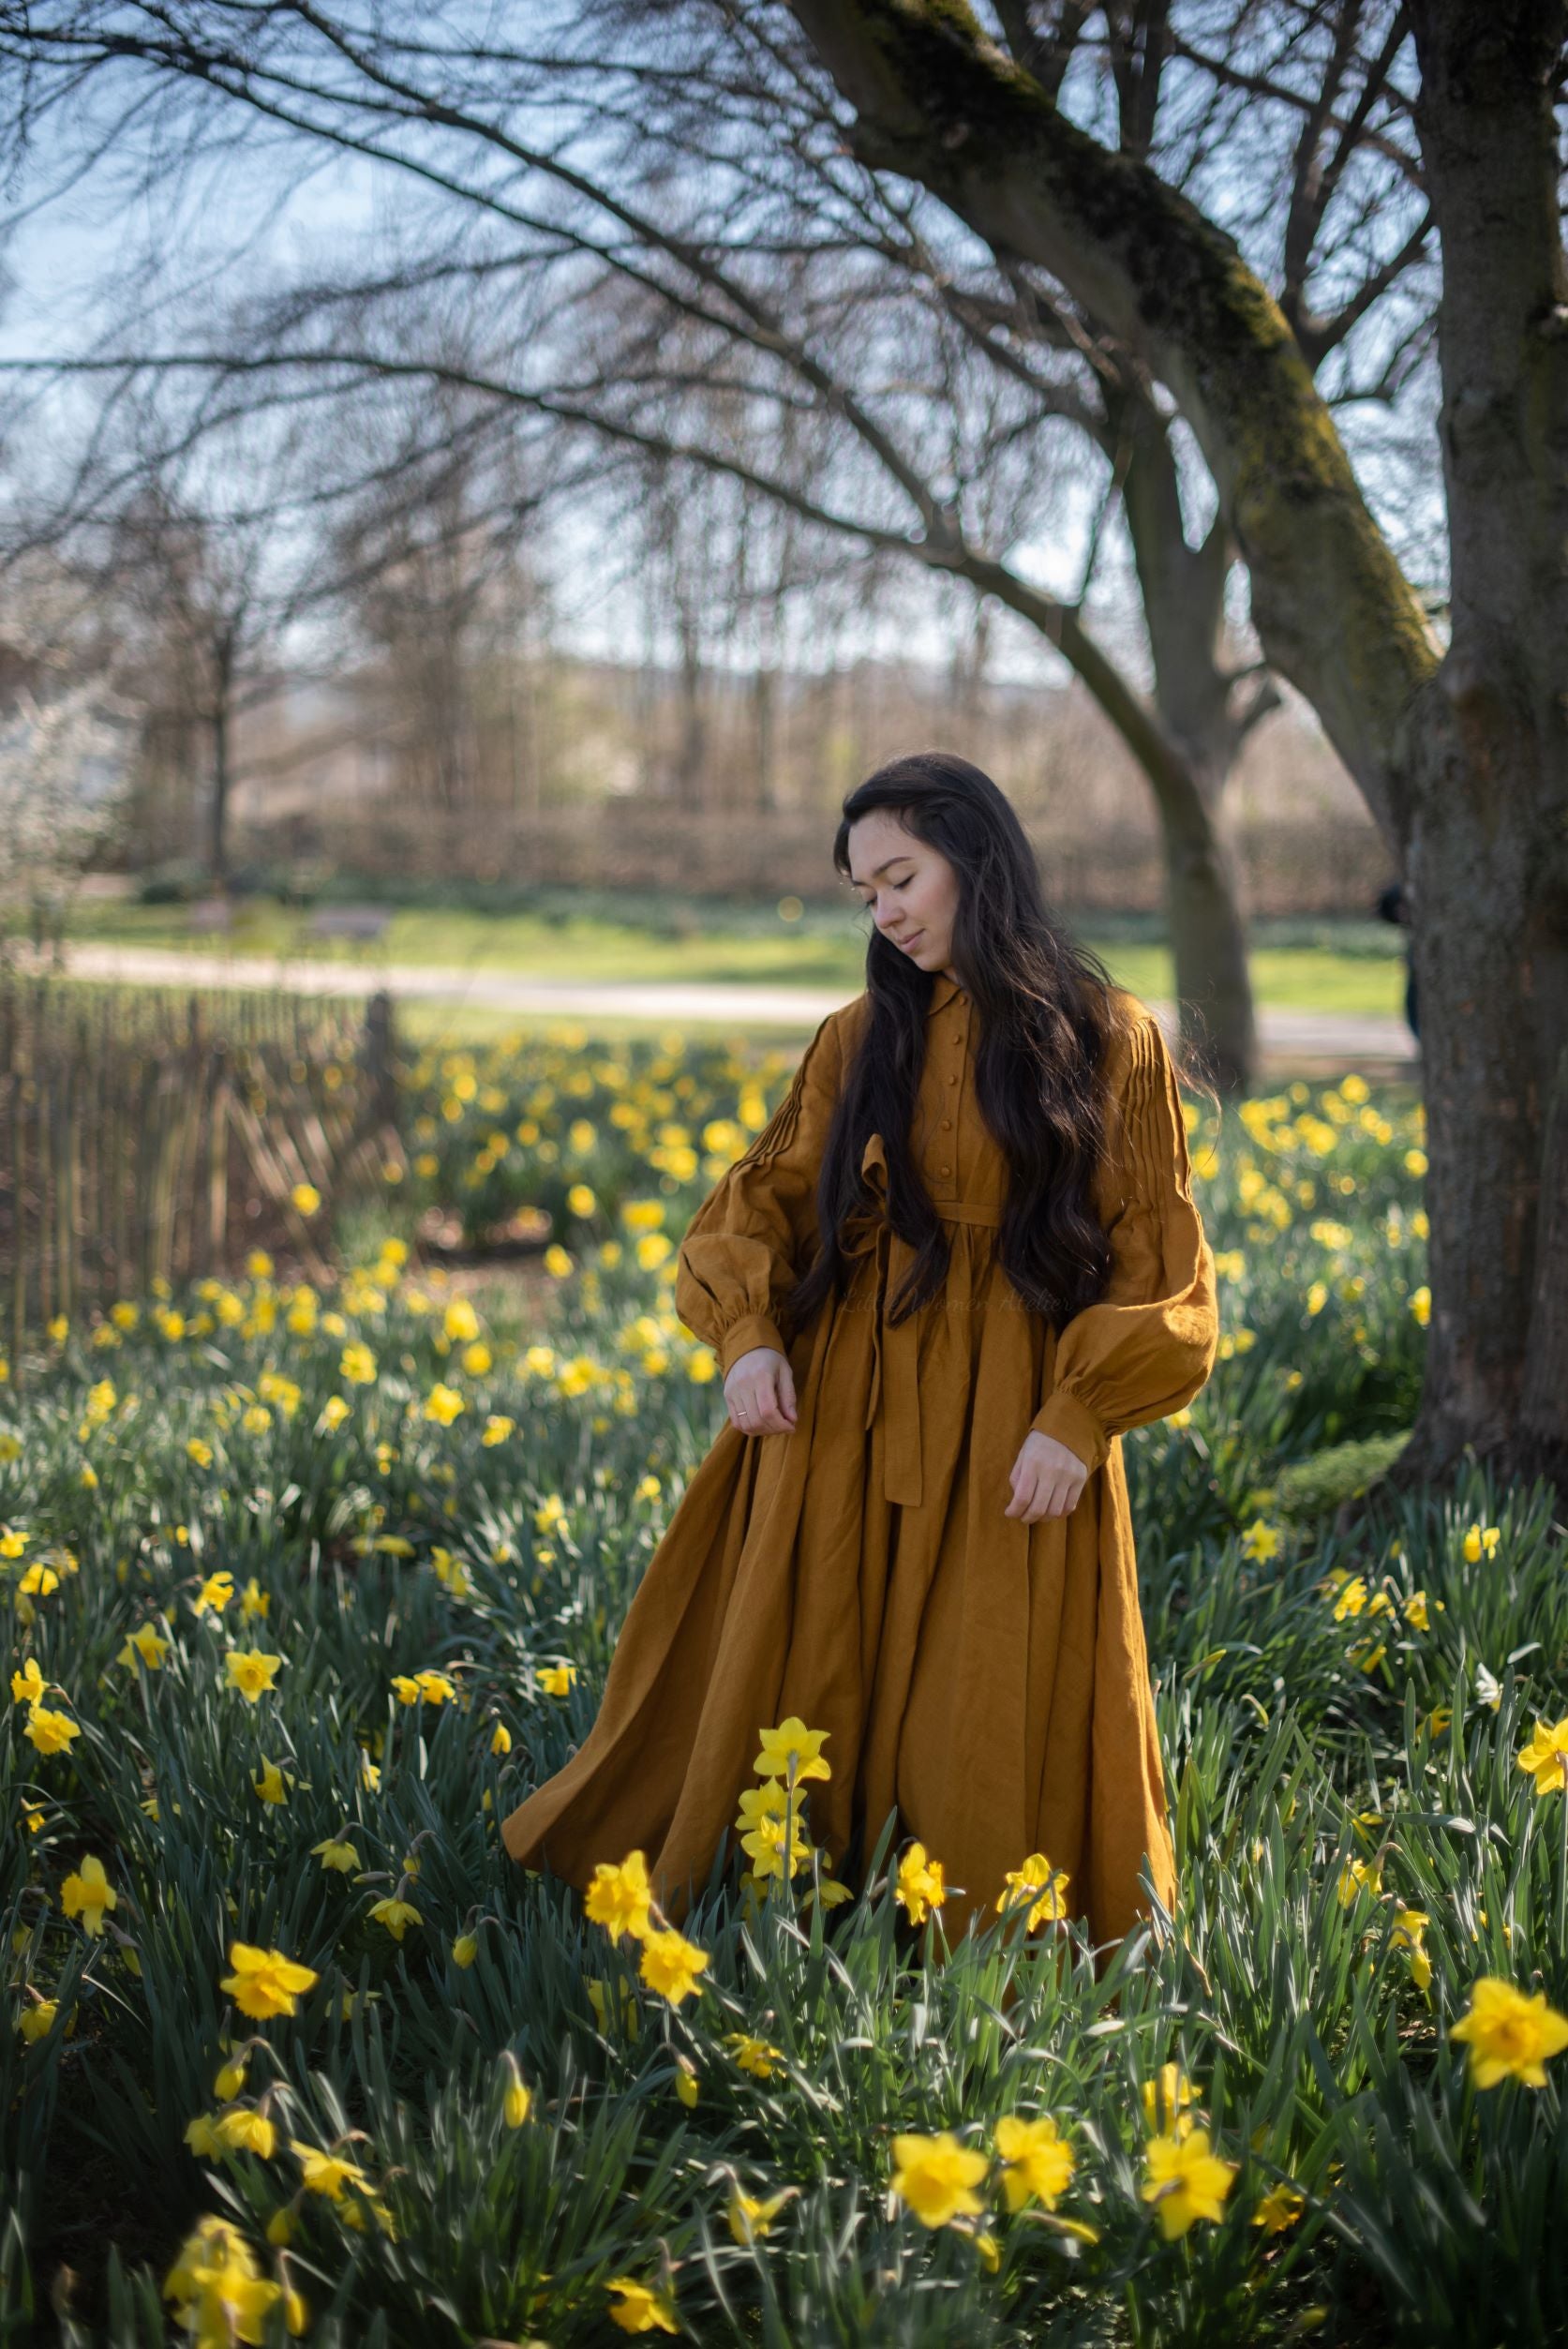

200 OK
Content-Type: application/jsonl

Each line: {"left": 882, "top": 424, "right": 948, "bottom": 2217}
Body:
{"left": 43, "top": 943, "right": 1418, "bottom": 1065}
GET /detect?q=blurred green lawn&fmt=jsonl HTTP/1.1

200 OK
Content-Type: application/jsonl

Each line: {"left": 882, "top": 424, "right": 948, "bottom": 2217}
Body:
{"left": 62, "top": 893, "right": 1408, "bottom": 1023}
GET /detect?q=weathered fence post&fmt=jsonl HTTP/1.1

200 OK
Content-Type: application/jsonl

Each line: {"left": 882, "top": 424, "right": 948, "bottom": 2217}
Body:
{"left": 364, "top": 990, "right": 397, "bottom": 1134}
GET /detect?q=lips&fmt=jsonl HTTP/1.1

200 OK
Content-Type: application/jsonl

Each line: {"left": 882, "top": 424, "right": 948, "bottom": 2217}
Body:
{"left": 895, "top": 931, "right": 924, "bottom": 952}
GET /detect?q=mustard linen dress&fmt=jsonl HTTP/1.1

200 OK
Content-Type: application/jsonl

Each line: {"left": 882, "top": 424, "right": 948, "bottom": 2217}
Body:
{"left": 500, "top": 976, "right": 1217, "bottom": 1947}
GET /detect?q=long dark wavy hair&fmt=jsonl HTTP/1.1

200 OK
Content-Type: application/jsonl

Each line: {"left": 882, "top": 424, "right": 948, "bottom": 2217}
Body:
{"left": 780, "top": 750, "right": 1132, "bottom": 1339}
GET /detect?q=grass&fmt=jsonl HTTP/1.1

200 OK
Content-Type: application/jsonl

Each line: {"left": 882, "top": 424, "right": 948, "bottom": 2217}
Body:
{"left": 7, "top": 1036, "right": 1555, "bottom": 2348}
{"left": 51, "top": 891, "right": 1411, "bottom": 1022}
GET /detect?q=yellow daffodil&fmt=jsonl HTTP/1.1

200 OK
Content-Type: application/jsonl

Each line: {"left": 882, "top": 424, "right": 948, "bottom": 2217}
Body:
{"left": 586, "top": 1975, "right": 641, "bottom": 2036}
{"left": 637, "top": 1926, "right": 709, "bottom": 2005}
{"left": 895, "top": 1840, "right": 947, "bottom": 1925}
{"left": 1391, "top": 1908, "right": 1432, "bottom": 1992}
{"left": 225, "top": 1650, "right": 282, "bottom": 1703}
{"left": 1253, "top": 2180, "right": 1307, "bottom": 2233}
{"left": 753, "top": 1715, "right": 831, "bottom": 1782}
{"left": 290, "top": 2140, "right": 374, "bottom": 2200}
{"left": 311, "top": 1836, "right": 361, "bottom": 1873}
{"left": 998, "top": 1852, "right": 1069, "bottom": 1929}
{"left": 889, "top": 2130, "right": 990, "bottom": 2228}
{"left": 724, "top": 2030, "right": 786, "bottom": 2080}
{"left": 23, "top": 1703, "right": 80, "bottom": 1757}
{"left": 585, "top": 1849, "right": 654, "bottom": 1941}
{"left": 61, "top": 1854, "right": 118, "bottom": 1937}
{"left": 191, "top": 1570, "right": 235, "bottom": 1619}
{"left": 536, "top": 1661, "right": 577, "bottom": 1698}
{"left": 391, "top": 1668, "right": 457, "bottom": 1707}
{"left": 993, "top": 2113, "right": 1074, "bottom": 2211}
{"left": 1141, "top": 2063, "right": 1200, "bottom": 2137}
{"left": 1337, "top": 1856, "right": 1383, "bottom": 1908}
{"left": 162, "top": 2214, "right": 283, "bottom": 2342}
{"left": 1516, "top": 1716, "right": 1568, "bottom": 1796}
{"left": 118, "top": 1622, "right": 172, "bottom": 1671}
{"left": 210, "top": 2105, "right": 277, "bottom": 2159}
{"left": 9, "top": 1657, "right": 45, "bottom": 1706}
{"left": 735, "top": 1778, "right": 811, "bottom": 1880}
{"left": 422, "top": 1383, "right": 466, "bottom": 1426}
{"left": 367, "top": 1897, "right": 423, "bottom": 1942}
{"left": 214, "top": 2056, "right": 247, "bottom": 2102}
{"left": 727, "top": 2184, "right": 794, "bottom": 2244}
{"left": 442, "top": 1296, "right": 481, "bottom": 1345}
{"left": 605, "top": 2275, "right": 679, "bottom": 2334}
{"left": 1141, "top": 2128, "right": 1238, "bottom": 2237}
{"left": 501, "top": 2052, "right": 532, "bottom": 2126}
{"left": 1450, "top": 1976, "right": 1568, "bottom": 2088}
{"left": 221, "top": 1942, "right": 320, "bottom": 2021}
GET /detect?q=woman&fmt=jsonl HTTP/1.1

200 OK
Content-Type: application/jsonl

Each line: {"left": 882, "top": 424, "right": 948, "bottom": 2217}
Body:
{"left": 501, "top": 752, "right": 1218, "bottom": 1949}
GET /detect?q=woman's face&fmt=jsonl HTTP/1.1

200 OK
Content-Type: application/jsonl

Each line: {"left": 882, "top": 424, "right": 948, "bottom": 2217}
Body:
{"left": 846, "top": 811, "right": 963, "bottom": 980}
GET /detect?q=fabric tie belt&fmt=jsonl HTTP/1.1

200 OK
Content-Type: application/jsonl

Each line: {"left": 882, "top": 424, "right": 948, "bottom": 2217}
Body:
{"left": 838, "top": 1131, "right": 1002, "bottom": 1508}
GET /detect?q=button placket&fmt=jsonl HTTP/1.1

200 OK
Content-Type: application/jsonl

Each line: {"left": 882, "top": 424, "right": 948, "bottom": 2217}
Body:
{"left": 938, "top": 1005, "right": 966, "bottom": 1185}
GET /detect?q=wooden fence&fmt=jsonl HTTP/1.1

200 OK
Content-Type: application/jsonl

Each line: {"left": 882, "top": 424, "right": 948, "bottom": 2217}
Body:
{"left": 0, "top": 978, "right": 401, "bottom": 1369}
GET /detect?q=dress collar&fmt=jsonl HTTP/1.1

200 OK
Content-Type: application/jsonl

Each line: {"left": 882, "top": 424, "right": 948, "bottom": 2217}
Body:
{"left": 925, "top": 969, "right": 964, "bottom": 1018}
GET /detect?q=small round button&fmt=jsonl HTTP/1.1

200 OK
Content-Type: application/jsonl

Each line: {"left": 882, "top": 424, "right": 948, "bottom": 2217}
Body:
{"left": 940, "top": 1117, "right": 951, "bottom": 1130}
{"left": 939, "top": 1164, "right": 950, "bottom": 1177}
{"left": 957, "top": 993, "right": 967, "bottom": 1005}
{"left": 948, "top": 1072, "right": 958, "bottom": 1085}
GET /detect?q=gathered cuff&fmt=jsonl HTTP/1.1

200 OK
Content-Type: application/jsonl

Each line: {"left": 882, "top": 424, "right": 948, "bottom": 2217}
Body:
{"left": 1029, "top": 1387, "right": 1111, "bottom": 1478}
{"left": 719, "top": 1314, "right": 790, "bottom": 1377}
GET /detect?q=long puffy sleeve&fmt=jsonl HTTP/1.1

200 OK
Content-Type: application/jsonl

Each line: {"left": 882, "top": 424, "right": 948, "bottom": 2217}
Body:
{"left": 1027, "top": 1009, "right": 1218, "bottom": 1476}
{"left": 675, "top": 1010, "right": 844, "bottom": 1378}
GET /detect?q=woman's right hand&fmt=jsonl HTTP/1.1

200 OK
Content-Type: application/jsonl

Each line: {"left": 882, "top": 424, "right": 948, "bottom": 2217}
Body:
{"left": 724, "top": 1345, "right": 799, "bottom": 1436}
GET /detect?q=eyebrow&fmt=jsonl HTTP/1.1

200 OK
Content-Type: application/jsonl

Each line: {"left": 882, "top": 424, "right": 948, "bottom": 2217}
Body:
{"left": 847, "top": 854, "right": 915, "bottom": 890}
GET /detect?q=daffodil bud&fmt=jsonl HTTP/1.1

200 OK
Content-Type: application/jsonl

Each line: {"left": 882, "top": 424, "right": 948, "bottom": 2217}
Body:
{"left": 501, "top": 2051, "right": 532, "bottom": 2128}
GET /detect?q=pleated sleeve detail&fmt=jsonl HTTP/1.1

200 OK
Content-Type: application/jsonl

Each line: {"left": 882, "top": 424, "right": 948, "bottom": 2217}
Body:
{"left": 675, "top": 1010, "right": 844, "bottom": 1378}
{"left": 1028, "top": 1010, "right": 1218, "bottom": 1475}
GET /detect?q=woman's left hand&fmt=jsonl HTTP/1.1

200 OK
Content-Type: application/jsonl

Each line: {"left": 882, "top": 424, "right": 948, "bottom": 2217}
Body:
{"left": 1005, "top": 1430, "right": 1089, "bottom": 1522}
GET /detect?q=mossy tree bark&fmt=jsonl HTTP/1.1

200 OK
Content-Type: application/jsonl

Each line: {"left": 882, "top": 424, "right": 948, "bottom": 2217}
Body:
{"left": 788, "top": 0, "right": 1568, "bottom": 1487}
{"left": 1398, "top": 0, "right": 1568, "bottom": 1487}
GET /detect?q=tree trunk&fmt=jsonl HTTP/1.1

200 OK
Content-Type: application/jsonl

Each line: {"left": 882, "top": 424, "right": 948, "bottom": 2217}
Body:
{"left": 1396, "top": 0, "right": 1568, "bottom": 1489}
{"left": 1120, "top": 393, "right": 1259, "bottom": 1094}
{"left": 1158, "top": 798, "right": 1256, "bottom": 1097}
{"left": 208, "top": 637, "right": 233, "bottom": 885}
{"left": 754, "top": 663, "right": 778, "bottom": 814}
